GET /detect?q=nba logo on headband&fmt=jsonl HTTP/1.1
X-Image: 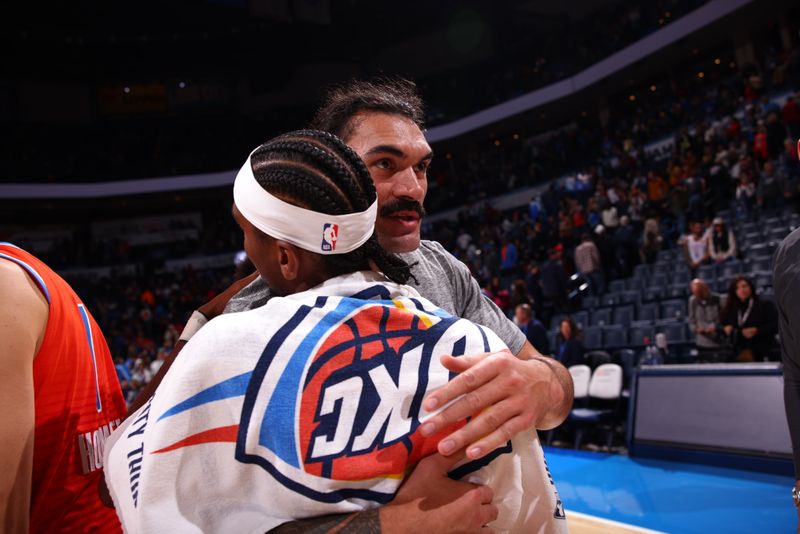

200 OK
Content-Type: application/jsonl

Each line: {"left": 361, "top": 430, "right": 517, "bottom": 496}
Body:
{"left": 321, "top": 223, "right": 338, "bottom": 252}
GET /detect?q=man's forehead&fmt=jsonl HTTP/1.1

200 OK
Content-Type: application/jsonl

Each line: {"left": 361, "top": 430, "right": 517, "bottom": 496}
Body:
{"left": 346, "top": 112, "right": 431, "bottom": 158}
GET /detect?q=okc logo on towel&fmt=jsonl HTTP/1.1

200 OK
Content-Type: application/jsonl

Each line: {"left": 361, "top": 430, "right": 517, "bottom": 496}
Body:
{"left": 234, "top": 296, "right": 485, "bottom": 503}
{"left": 321, "top": 223, "right": 338, "bottom": 252}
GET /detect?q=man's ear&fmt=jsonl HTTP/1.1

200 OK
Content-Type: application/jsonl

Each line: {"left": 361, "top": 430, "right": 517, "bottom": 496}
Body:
{"left": 275, "top": 241, "right": 301, "bottom": 281}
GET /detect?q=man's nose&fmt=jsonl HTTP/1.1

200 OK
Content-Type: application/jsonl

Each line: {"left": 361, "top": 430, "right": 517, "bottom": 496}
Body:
{"left": 392, "top": 167, "right": 424, "bottom": 200}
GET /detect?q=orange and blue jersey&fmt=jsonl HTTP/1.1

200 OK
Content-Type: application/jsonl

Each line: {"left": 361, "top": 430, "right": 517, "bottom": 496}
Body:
{"left": 0, "top": 243, "right": 126, "bottom": 533}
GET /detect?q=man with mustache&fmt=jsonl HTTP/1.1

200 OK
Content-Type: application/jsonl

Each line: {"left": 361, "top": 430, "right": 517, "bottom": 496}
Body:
{"left": 134, "top": 77, "right": 573, "bottom": 531}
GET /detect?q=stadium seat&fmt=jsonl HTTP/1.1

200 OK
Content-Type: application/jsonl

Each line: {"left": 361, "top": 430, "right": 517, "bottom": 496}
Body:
{"left": 584, "top": 350, "right": 612, "bottom": 369}
{"left": 613, "top": 349, "right": 637, "bottom": 398}
{"left": 612, "top": 305, "right": 634, "bottom": 326}
{"left": 602, "top": 326, "right": 626, "bottom": 348}
{"left": 658, "top": 321, "right": 688, "bottom": 344}
{"left": 628, "top": 322, "right": 654, "bottom": 347}
{"left": 643, "top": 287, "right": 664, "bottom": 302}
{"left": 608, "top": 279, "right": 626, "bottom": 293}
{"left": 747, "top": 257, "right": 772, "bottom": 273}
{"left": 572, "top": 310, "right": 589, "bottom": 330}
{"left": 582, "top": 295, "right": 599, "bottom": 310}
{"left": 583, "top": 327, "right": 603, "bottom": 350}
{"left": 665, "top": 284, "right": 688, "bottom": 299}
{"left": 671, "top": 271, "right": 690, "bottom": 286}
{"left": 650, "top": 274, "right": 668, "bottom": 288}
{"left": 718, "top": 260, "right": 743, "bottom": 278}
{"left": 660, "top": 299, "right": 686, "bottom": 320}
{"left": 697, "top": 264, "right": 716, "bottom": 282}
{"left": 569, "top": 363, "right": 623, "bottom": 449}
{"left": 637, "top": 302, "right": 658, "bottom": 322}
{"left": 591, "top": 308, "right": 612, "bottom": 327}
{"left": 626, "top": 277, "right": 646, "bottom": 291}
{"left": 619, "top": 290, "right": 640, "bottom": 305}
{"left": 601, "top": 293, "right": 620, "bottom": 307}
{"left": 633, "top": 264, "right": 650, "bottom": 280}
{"left": 569, "top": 364, "right": 592, "bottom": 400}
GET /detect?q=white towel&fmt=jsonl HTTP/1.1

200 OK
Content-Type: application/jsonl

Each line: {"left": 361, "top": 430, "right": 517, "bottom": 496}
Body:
{"left": 104, "top": 272, "right": 566, "bottom": 533}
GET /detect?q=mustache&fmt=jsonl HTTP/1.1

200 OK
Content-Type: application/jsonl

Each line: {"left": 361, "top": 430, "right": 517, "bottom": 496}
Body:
{"left": 379, "top": 199, "right": 426, "bottom": 218}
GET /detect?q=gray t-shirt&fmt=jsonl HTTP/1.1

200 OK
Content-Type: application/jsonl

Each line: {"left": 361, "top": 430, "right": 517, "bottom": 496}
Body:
{"left": 225, "top": 239, "right": 526, "bottom": 355}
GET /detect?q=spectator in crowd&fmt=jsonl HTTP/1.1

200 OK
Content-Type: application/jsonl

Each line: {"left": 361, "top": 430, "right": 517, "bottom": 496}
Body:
{"left": 574, "top": 232, "right": 604, "bottom": 295}
{"left": 554, "top": 317, "right": 586, "bottom": 368}
{"left": 640, "top": 216, "right": 663, "bottom": 264}
{"left": 541, "top": 246, "right": 568, "bottom": 320}
{"left": 721, "top": 275, "right": 779, "bottom": 361}
{"left": 688, "top": 278, "right": 726, "bottom": 362}
{"left": 514, "top": 303, "right": 550, "bottom": 356}
{"left": 614, "top": 215, "right": 638, "bottom": 277}
{"left": 708, "top": 217, "right": 738, "bottom": 263}
{"left": 684, "top": 221, "right": 710, "bottom": 272}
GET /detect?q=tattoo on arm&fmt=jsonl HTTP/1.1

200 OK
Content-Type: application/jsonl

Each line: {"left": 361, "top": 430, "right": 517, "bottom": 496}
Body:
{"left": 267, "top": 509, "right": 381, "bottom": 534}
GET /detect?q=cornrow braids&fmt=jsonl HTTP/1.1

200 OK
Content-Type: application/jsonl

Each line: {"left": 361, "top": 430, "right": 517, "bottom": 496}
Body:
{"left": 249, "top": 129, "right": 413, "bottom": 285}
{"left": 310, "top": 76, "right": 425, "bottom": 141}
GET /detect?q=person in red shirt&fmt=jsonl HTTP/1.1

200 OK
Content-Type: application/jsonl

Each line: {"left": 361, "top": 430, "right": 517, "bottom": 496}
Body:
{"left": 0, "top": 243, "right": 127, "bottom": 533}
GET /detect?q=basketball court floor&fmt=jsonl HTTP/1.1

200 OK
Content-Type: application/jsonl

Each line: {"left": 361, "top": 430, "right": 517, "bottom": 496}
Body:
{"left": 546, "top": 448, "right": 794, "bottom": 533}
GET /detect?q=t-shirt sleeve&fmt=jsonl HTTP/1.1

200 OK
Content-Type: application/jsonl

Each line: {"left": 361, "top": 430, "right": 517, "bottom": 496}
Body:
{"left": 224, "top": 276, "right": 273, "bottom": 313}
{"left": 428, "top": 241, "right": 526, "bottom": 355}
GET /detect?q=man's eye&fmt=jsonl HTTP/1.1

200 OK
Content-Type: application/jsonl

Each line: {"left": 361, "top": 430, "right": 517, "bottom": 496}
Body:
{"left": 374, "top": 159, "right": 393, "bottom": 170}
{"left": 414, "top": 161, "right": 430, "bottom": 173}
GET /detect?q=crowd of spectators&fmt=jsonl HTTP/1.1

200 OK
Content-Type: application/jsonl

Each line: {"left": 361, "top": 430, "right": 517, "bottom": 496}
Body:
{"left": 8, "top": 35, "right": 800, "bottom": 403}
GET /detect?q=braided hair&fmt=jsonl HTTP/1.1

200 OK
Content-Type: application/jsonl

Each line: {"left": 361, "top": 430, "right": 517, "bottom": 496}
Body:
{"left": 249, "top": 129, "right": 412, "bottom": 285}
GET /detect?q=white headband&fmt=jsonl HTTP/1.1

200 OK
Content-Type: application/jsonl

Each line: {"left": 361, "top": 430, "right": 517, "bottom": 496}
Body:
{"left": 233, "top": 152, "right": 378, "bottom": 255}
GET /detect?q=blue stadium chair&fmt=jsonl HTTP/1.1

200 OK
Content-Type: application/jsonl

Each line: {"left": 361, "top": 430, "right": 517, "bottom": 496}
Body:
{"left": 768, "top": 227, "right": 790, "bottom": 243}
{"left": 671, "top": 270, "right": 690, "bottom": 286}
{"left": 582, "top": 295, "right": 599, "bottom": 310}
{"left": 602, "top": 326, "right": 626, "bottom": 348}
{"left": 747, "top": 257, "right": 772, "bottom": 273}
{"left": 583, "top": 327, "right": 603, "bottom": 350}
{"left": 569, "top": 363, "right": 623, "bottom": 449}
{"left": 755, "top": 274, "right": 772, "bottom": 291}
{"left": 619, "top": 290, "right": 640, "bottom": 305}
{"left": 613, "top": 349, "right": 637, "bottom": 397}
{"left": 612, "top": 305, "right": 635, "bottom": 326}
{"left": 633, "top": 264, "right": 650, "bottom": 280}
{"left": 637, "top": 302, "right": 658, "bottom": 322}
{"left": 608, "top": 279, "right": 626, "bottom": 293}
{"left": 665, "top": 284, "right": 688, "bottom": 299}
{"left": 628, "top": 322, "right": 654, "bottom": 346}
{"left": 653, "top": 263, "right": 671, "bottom": 276}
{"left": 601, "top": 293, "right": 620, "bottom": 307}
{"left": 643, "top": 287, "right": 664, "bottom": 302}
{"left": 697, "top": 264, "right": 716, "bottom": 283}
{"left": 658, "top": 321, "right": 688, "bottom": 344}
{"left": 660, "top": 299, "right": 686, "bottom": 320}
{"left": 749, "top": 242, "right": 776, "bottom": 259}
{"left": 650, "top": 274, "right": 668, "bottom": 288}
{"left": 572, "top": 310, "right": 590, "bottom": 331}
{"left": 718, "top": 260, "right": 743, "bottom": 278}
{"left": 626, "top": 277, "right": 646, "bottom": 291}
{"left": 591, "top": 307, "right": 612, "bottom": 327}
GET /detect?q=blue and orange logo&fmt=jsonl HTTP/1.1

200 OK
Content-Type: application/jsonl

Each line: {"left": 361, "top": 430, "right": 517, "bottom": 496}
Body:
{"left": 152, "top": 293, "right": 497, "bottom": 503}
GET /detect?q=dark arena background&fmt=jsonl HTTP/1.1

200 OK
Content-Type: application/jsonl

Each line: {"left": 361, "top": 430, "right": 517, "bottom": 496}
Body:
{"left": 3, "top": 0, "right": 800, "bottom": 531}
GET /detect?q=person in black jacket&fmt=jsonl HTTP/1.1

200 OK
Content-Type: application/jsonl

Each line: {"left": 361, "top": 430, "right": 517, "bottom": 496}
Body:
{"left": 554, "top": 317, "right": 586, "bottom": 368}
{"left": 514, "top": 304, "right": 550, "bottom": 356}
{"left": 720, "top": 275, "right": 778, "bottom": 361}
{"left": 774, "top": 226, "right": 800, "bottom": 527}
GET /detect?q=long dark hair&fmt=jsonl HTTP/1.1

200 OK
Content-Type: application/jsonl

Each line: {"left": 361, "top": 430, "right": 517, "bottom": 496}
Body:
{"left": 559, "top": 317, "right": 581, "bottom": 342}
{"left": 249, "top": 129, "right": 412, "bottom": 285}
{"left": 721, "top": 274, "right": 757, "bottom": 318}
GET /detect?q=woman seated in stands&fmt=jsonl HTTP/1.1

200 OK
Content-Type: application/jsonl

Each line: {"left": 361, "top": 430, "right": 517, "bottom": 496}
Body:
{"left": 720, "top": 275, "right": 778, "bottom": 361}
{"left": 708, "top": 217, "right": 737, "bottom": 263}
{"left": 555, "top": 317, "right": 586, "bottom": 368}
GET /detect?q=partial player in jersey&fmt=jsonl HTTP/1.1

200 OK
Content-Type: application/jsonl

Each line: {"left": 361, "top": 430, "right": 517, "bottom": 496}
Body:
{"left": 104, "top": 131, "right": 566, "bottom": 533}
{"left": 0, "top": 243, "right": 127, "bottom": 533}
